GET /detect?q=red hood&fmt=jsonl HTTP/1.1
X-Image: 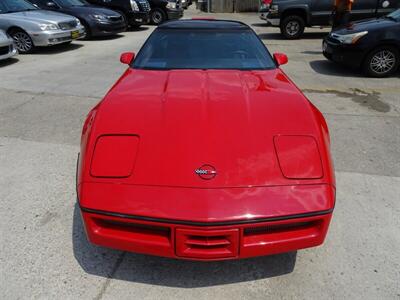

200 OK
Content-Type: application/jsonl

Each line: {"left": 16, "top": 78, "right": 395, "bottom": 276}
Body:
{"left": 87, "top": 68, "right": 332, "bottom": 188}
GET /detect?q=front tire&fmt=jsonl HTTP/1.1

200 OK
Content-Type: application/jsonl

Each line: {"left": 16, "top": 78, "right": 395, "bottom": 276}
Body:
{"left": 10, "top": 29, "right": 34, "bottom": 54}
{"left": 150, "top": 8, "right": 167, "bottom": 25}
{"left": 362, "top": 46, "right": 399, "bottom": 78}
{"left": 280, "top": 15, "right": 305, "bottom": 39}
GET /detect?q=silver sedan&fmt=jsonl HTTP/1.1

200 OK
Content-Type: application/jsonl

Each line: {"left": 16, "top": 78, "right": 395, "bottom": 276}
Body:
{"left": 0, "top": 30, "right": 17, "bottom": 61}
{"left": 0, "top": 0, "right": 85, "bottom": 53}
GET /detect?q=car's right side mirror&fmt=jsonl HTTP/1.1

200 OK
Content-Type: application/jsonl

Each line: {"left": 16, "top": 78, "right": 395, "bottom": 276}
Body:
{"left": 120, "top": 52, "right": 135, "bottom": 65}
{"left": 273, "top": 53, "right": 288, "bottom": 66}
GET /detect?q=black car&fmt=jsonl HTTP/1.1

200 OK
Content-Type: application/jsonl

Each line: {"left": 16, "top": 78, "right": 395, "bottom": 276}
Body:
{"left": 260, "top": 0, "right": 399, "bottom": 39}
{"left": 147, "top": 0, "right": 183, "bottom": 25}
{"left": 86, "top": 0, "right": 151, "bottom": 28}
{"left": 323, "top": 9, "right": 400, "bottom": 77}
{"left": 28, "top": 0, "right": 126, "bottom": 37}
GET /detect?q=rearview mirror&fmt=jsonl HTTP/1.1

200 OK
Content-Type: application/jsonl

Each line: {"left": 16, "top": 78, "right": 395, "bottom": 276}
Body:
{"left": 273, "top": 53, "right": 288, "bottom": 66}
{"left": 120, "top": 52, "right": 135, "bottom": 65}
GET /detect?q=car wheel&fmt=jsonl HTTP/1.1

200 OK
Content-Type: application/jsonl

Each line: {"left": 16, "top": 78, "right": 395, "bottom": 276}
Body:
{"left": 280, "top": 15, "right": 305, "bottom": 39}
{"left": 150, "top": 9, "right": 167, "bottom": 25}
{"left": 10, "top": 30, "right": 34, "bottom": 54}
{"left": 363, "top": 46, "right": 399, "bottom": 78}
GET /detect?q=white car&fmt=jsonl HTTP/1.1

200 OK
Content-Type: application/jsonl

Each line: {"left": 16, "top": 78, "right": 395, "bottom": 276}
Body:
{"left": 0, "top": 30, "right": 17, "bottom": 60}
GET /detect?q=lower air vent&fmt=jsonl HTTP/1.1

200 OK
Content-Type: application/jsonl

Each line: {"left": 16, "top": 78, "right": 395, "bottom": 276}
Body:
{"left": 176, "top": 228, "right": 239, "bottom": 259}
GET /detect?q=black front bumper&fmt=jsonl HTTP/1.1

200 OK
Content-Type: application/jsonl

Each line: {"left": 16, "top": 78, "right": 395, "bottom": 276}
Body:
{"left": 322, "top": 36, "right": 367, "bottom": 68}
{"left": 126, "top": 11, "right": 150, "bottom": 26}
{"left": 90, "top": 21, "right": 127, "bottom": 37}
{"left": 167, "top": 8, "right": 183, "bottom": 20}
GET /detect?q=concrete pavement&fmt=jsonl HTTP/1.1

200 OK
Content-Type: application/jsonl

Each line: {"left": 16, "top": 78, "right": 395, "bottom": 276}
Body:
{"left": 0, "top": 7, "right": 399, "bottom": 299}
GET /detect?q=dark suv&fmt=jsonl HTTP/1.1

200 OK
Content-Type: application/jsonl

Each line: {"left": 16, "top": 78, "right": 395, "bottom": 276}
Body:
{"left": 86, "top": 0, "right": 151, "bottom": 28}
{"left": 147, "top": 0, "right": 184, "bottom": 25}
{"left": 260, "top": 0, "right": 399, "bottom": 39}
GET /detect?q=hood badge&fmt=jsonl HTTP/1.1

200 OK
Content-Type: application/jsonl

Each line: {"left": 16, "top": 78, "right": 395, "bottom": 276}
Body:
{"left": 195, "top": 164, "right": 217, "bottom": 180}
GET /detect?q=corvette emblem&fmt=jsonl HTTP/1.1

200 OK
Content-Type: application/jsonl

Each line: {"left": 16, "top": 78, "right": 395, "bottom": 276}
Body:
{"left": 195, "top": 164, "right": 217, "bottom": 180}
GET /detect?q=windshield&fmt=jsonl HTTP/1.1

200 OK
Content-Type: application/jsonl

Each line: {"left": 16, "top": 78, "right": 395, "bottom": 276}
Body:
{"left": 133, "top": 29, "right": 277, "bottom": 70}
{"left": 0, "top": 0, "right": 37, "bottom": 13}
{"left": 386, "top": 9, "right": 400, "bottom": 21}
{"left": 55, "top": 0, "right": 88, "bottom": 7}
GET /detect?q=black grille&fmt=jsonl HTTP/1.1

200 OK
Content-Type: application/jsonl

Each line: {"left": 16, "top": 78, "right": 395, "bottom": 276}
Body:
{"left": 58, "top": 20, "right": 78, "bottom": 30}
{"left": 0, "top": 45, "right": 10, "bottom": 56}
{"left": 138, "top": 0, "right": 151, "bottom": 12}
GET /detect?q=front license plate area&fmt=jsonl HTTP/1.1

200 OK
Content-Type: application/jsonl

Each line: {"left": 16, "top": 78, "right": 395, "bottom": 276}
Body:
{"left": 71, "top": 30, "right": 80, "bottom": 39}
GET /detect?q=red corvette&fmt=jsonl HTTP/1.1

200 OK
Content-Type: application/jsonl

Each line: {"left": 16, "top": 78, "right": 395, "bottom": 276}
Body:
{"left": 77, "top": 19, "right": 335, "bottom": 261}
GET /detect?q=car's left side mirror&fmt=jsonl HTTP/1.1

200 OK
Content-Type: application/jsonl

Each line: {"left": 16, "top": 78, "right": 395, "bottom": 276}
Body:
{"left": 120, "top": 52, "right": 135, "bottom": 65}
{"left": 273, "top": 53, "right": 288, "bottom": 66}
{"left": 46, "top": 2, "right": 58, "bottom": 8}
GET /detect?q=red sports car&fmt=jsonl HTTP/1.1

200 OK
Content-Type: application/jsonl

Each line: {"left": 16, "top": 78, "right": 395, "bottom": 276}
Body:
{"left": 77, "top": 19, "right": 335, "bottom": 261}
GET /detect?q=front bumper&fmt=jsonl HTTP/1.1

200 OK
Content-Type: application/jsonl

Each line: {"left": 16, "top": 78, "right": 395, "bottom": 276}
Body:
{"left": 260, "top": 11, "right": 280, "bottom": 26}
{"left": 30, "top": 26, "right": 85, "bottom": 46}
{"left": 167, "top": 8, "right": 184, "bottom": 20}
{"left": 126, "top": 11, "right": 150, "bottom": 26}
{"left": 0, "top": 41, "right": 17, "bottom": 61}
{"left": 90, "top": 21, "right": 127, "bottom": 37}
{"left": 81, "top": 208, "right": 332, "bottom": 261}
{"left": 78, "top": 182, "right": 335, "bottom": 261}
{"left": 322, "top": 37, "right": 366, "bottom": 68}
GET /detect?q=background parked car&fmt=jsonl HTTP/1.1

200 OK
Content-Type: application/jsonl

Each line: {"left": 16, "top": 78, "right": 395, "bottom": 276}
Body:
{"left": 0, "top": 30, "right": 17, "bottom": 61}
{"left": 86, "top": 0, "right": 151, "bottom": 28}
{"left": 147, "top": 0, "right": 184, "bottom": 25}
{"left": 323, "top": 9, "right": 400, "bottom": 77}
{"left": 260, "top": 0, "right": 399, "bottom": 39}
{"left": 27, "top": 0, "right": 126, "bottom": 38}
{"left": 0, "top": 0, "right": 85, "bottom": 53}
{"left": 181, "top": 0, "right": 192, "bottom": 9}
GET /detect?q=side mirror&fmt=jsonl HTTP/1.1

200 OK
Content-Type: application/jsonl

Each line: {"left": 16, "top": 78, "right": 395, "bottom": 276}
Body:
{"left": 120, "top": 52, "right": 135, "bottom": 65}
{"left": 46, "top": 2, "right": 58, "bottom": 8}
{"left": 273, "top": 53, "right": 288, "bottom": 66}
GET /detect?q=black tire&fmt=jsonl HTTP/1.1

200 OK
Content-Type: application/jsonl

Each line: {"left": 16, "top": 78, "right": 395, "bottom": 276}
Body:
{"left": 362, "top": 46, "right": 399, "bottom": 78}
{"left": 9, "top": 29, "right": 34, "bottom": 54}
{"left": 280, "top": 15, "right": 305, "bottom": 39}
{"left": 150, "top": 8, "right": 167, "bottom": 25}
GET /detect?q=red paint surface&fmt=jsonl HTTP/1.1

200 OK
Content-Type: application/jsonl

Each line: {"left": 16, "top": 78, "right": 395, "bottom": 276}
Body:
{"left": 274, "top": 135, "right": 323, "bottom": 179}
{"left": 78, "top": 67, "right": 336, "bottom": 260}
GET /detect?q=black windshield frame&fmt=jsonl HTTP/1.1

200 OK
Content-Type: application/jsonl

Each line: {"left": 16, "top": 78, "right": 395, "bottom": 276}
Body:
{"left": 132, "top": 28, "right": 278, "bottom": 71}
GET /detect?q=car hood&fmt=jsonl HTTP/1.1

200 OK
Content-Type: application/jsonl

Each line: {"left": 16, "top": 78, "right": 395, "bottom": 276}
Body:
{"left": 61, "top": 5, "right": 122, "bottom": 17}
{"left": 4, "top": 10, "right": 76, "bottom": 24}
{"left": 90, "top": 68, "right": 332, "bottom": 188}
{"left": 333, "top": 17, "right": 396, "bottom": 34}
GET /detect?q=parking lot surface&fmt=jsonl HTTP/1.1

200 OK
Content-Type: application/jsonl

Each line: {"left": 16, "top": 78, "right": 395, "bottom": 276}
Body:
{"left": 1, "top": 7, "right": 399, "bottom": 300}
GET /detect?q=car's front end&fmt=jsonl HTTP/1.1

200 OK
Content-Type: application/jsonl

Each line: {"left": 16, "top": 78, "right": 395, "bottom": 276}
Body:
{"left": 0, "top": 30, "right": 17, "bottom": 60}
{"left": 259, "top": 0, "right": 280, "bottom": 26}
{"left": 30, "top": 18, "right": 86, "bottom": 46}
{"left": 323, "top": 30, "right": 370, "bottom": 68}
{"left": 87, "top": 13, "right": 126, "bottom": 36}
{"left": 165, "top": 0, "right": 184, "bottom": 20}
{"left": 79, "top": 181, "right": 334, "bottom": 260}
{"left": 125, "top": 0, "right": 151, "bottom": 26}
